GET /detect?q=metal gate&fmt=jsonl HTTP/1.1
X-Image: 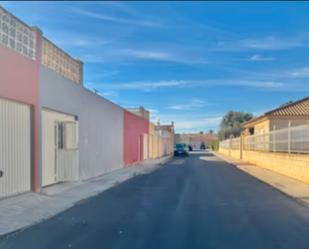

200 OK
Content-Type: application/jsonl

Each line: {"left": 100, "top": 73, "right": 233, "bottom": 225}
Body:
{"left": 0, "top": 98, "right": 31, "bottom": 198}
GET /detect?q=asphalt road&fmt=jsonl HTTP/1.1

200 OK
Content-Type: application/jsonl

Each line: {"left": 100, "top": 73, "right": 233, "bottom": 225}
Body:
{"left": 1, "top": 152, "right": 309, "bottom": 249}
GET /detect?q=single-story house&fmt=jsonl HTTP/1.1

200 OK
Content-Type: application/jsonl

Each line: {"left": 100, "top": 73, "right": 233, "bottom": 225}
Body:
{"left": 242, "top": 96, "right": 309, "bottom": 136}
{"left": 175, "top": 133, "right": 218, "bottom": 149}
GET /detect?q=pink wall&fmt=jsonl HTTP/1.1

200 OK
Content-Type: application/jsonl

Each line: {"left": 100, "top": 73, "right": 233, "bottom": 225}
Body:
{"left": 0, "top": 29, "right": 42, "bottom": 192}
{"left": 124, "top": 110, "right": 149, "bottom": 166}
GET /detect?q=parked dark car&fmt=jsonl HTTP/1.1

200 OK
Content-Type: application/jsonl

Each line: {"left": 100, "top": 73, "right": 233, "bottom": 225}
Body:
{"left": 200, "top": 142, "right": 206, "bottom": 150}
{"left": 174, "top": 143, "right": 189, "bottom": 156}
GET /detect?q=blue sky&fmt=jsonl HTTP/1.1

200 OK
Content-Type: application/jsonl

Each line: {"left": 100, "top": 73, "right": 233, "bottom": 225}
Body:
{"left": 3, "top": 1, "right": 309, "bottom": 132}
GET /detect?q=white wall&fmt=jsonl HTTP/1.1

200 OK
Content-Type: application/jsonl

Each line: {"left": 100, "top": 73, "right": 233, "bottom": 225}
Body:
{"left": 270, "top": 118, "right": 309, "bottom": 130}
{"left": 40, "top": 66, "right": 124, "bottom": 180}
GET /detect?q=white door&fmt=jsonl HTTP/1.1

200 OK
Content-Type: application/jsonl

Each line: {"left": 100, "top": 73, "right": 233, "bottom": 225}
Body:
{"left": 56, "top": 121, "right": 79, "bottom": 182}
{"left": 0, "top": 98, "right": 31, "bottom": 198}
{"left": 42, "top": 109, "right": 78, "bottom": 186}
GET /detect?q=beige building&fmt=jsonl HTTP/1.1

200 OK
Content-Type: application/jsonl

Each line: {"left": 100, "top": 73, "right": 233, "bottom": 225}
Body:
{"left": 219, "top": 96, "right": 309, "bottom": 184}
{"left": 175, "top": 133, "right": 218, "bottom": 149}
{"left": 242, "top": 97, "right": 309, "bottom": 136}
{"left": 127, "top": 106, "right": 150, "bottom": 120}
{"left": 155, "top": 122, "right": 175, "bottom": 156}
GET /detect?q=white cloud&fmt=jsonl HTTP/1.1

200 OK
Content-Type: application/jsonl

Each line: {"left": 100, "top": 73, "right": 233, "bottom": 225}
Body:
{"left": 249, "top": 54, "right": 275, "bottom": 61}
{"left": 63, "top": 38, "right": 109, "bottom": 48}
{"left": 168, "top": 99, "right": 206, "bottom": 111}
{"left": 214, "top": 35, "right": 306, "bottom": 52}
{"left": 72, "top": 8, "right": 161, "bottom": 27}
{"left": 98, "top": 70, "right": 119, "bottom": 79}
{"left": 289, "top": 67, "right": 309, "bottom": 78}
{"left": 102, "top": 80, "right": 194, "bottom": 91}
{"left": 150, "top": 112, "right": 222, "bottom": 133}
{"left": 100, "top": 90, "right": 119, "bottom": 98}
{"left": 174, "top": 116, "right": 222, "bottom": 132}
{"left": 85, "top": 82, "right": 119, "bottom": 99}
{"left": 42, "top": 30, "right": 111, "bottom": 52}
{"left": 240, "top": 36, "right": 303, "bottom": 50}
{"left": 147, "top": 108, "right": 159, "bottom": 114}
{"left": 100, "top": 79, "right": 284, "bottom": 92}
{"left": 81, "top": 54, "right": 109, "bottom": 63}
{"left": 56, "top": 37, "right": 110, "bottom": 49}
{"left": 123, "top": 49, "right": 173, "bottom": 60}
{"left": 118, "top": 48, "right": 208, "bottom": 64}
{"left": 217, "top": 80, "right": 283, "bottom": 88}
{"left": 147, "top": 108, "right": 159, "bottom": 121}
{"left": 81, "top": 48, "right": 208, "bottom": 64}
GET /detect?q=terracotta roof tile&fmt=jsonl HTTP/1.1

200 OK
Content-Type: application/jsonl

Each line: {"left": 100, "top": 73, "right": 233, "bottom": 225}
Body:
{"left": 243, "top": 96, "right": 309, "bottom": 127}
{"left": 265, "top": 97, "right": 309, "bottom": 116}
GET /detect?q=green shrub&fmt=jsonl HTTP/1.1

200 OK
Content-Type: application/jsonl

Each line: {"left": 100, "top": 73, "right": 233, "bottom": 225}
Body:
{"left": 209, "top": 140, "right": 219, "bottom": 151}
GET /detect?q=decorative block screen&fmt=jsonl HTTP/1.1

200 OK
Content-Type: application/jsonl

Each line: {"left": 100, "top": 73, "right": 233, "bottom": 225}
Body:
{"left": 42, "top": 38, "right": 82, "bottom": 84}
{"left": 0, "top": 7, "right": 36, "bottom": 60}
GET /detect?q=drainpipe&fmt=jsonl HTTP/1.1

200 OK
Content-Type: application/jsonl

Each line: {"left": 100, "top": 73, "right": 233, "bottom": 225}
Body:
{"left": 32, "top": 26, "right": 43, "bottom": 193}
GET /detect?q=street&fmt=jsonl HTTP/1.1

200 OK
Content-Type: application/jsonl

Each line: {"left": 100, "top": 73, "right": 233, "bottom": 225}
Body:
{"left": 1, "top": 152, "right": 309, "bottom": 249}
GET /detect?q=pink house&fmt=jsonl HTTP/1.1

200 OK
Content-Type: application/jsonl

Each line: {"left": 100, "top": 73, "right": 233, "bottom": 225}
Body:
{"left": 0, "top": 7, "right": 42, "bottom": 197}
{"left": 0, "top": 7, "right": 174, "bottom": 200}
{"left": 123, "top": 110, "right": 149, "bottom": 166}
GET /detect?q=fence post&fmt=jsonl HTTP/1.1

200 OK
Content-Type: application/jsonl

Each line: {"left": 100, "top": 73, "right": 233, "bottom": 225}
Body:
{"left": 229, "top": 135, "right": 232, "bottom": 157}
{"left": 288, "top": 121, "right": 291, "bottom": 153}
{"left": 263, "top": 132, "right": 266, "bottom": 151}
{"left": 273, "top": 125, "right": 276, "bottom": 152}
{"left": 307, "top": 120, "right": 309, "bottom": 152}
{"left": 240, "top": 134, "right": 243, "bottom": 160}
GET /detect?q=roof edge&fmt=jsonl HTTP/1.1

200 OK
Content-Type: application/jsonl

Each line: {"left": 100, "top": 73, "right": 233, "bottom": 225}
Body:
{"left": 265, "top": 96, "right": 309, "bottom": 116}
{"left": 242, "top": 115, "right": 267, "bottom": 127}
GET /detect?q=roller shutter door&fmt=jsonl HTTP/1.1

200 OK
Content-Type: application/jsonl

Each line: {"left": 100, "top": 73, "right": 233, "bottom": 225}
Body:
{"left": 0, "top": 98, "right": 31, "bottom": 198}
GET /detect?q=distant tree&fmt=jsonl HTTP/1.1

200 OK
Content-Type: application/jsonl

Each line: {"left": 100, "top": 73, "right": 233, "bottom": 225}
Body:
{"left": 199, "top": 131, "right": 204, "bottom": 134}
{"left": 208, "top": 129, "right": 214, "bottom": 134}
{"left": 218, "top": 111, "right": 253, "bottom": 140}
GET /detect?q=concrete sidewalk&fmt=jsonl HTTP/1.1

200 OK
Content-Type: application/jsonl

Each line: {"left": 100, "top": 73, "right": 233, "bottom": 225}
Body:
{"left": 213, "top": 152, "right": 309, "bottom": 207}
{"left": 0, "top": 156, "right": 172, "bottom": 237}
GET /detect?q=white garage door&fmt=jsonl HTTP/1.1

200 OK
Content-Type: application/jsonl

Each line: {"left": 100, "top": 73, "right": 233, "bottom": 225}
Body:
{"left": 0, "top": 98, "right": 31, "bottom": 199}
